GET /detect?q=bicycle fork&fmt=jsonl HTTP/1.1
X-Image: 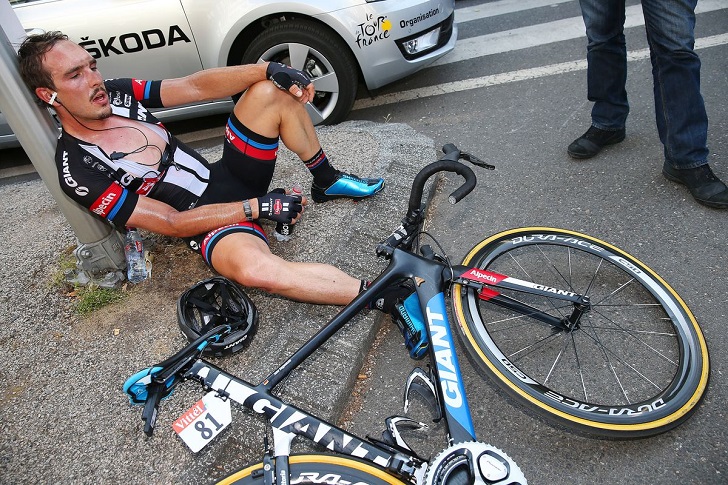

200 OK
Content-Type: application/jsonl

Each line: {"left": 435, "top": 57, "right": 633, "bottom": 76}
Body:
{"left": 453, "top": 265, "right": 593, "bottom": 332}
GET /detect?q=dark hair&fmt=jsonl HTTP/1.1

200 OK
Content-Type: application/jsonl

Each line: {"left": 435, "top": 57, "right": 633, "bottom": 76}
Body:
{"left": 17, "top": 31, "right": 68, "bottom": 100}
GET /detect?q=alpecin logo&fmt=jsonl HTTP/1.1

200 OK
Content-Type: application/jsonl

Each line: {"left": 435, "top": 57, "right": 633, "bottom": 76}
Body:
{"left": 466, "top": 269, "right": 501, "bottom": 284}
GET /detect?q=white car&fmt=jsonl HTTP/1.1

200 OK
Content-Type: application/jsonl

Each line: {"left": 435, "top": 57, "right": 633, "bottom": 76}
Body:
{"left": 1, "top": 0, "right": 457, "bottom": 148}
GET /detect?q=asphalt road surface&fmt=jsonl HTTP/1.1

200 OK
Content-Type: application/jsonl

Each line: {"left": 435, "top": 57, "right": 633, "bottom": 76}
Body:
{"left": 344, "top": 1, "right": 728, "bottom": 484}
{"left": 2, "top": 1, "right": 726, "bottom": 483}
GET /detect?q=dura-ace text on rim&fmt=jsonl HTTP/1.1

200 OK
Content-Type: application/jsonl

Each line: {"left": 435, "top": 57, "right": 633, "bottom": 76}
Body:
{"left": 218, "top": 454, "right": 408, "bottom": 484}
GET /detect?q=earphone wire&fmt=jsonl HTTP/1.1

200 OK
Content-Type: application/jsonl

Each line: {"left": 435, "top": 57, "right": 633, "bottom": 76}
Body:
{"left": 57, "top": 101, "right": 163, "bottom": 167}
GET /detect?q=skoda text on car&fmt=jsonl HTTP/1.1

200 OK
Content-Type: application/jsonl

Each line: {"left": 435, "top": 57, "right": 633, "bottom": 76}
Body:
{"left": 2, "top": 0, "right": 457, "bottom": 149}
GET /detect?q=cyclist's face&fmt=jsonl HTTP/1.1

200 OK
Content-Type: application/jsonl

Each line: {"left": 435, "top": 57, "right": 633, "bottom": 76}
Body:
{"left": 39, "top": 40, "right": 111, "bottom": 122}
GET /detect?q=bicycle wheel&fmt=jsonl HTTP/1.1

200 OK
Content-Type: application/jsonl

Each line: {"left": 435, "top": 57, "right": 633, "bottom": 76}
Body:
{"left": 218, "top": 454, "right": 408, "bottom": 484}
{"left": 453, "top": 227, "right": 709, "bottom": 438}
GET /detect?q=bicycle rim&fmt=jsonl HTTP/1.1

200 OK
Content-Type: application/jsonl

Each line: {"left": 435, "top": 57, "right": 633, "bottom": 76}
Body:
{"left": 453, "top": 227, "right": 709, "bottom": 438}
{"left": 218, "top": 454, "right": 408, "bottom": 484}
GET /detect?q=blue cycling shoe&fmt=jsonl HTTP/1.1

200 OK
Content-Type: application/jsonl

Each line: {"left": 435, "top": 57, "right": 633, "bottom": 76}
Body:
{"left": 391, "top": 292, "right": 429, "bottom": 360}
{"left": 311, "top": 171, "right": 384, "bottom": 202}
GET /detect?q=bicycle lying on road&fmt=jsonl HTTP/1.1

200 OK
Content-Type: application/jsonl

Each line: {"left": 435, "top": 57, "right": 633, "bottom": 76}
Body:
{"left": 124, "top": 144, "right": 709, "bottom": 484}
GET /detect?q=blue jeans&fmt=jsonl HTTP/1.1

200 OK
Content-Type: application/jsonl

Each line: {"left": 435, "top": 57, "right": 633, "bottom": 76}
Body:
{"left": 579, "top": 0, "right": 708, "bottom": 169}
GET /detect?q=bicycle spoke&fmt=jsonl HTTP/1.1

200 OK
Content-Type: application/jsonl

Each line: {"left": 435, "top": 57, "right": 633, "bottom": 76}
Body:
{"left": 569, "top": 332, "right": 589, "bottom": 402}
{"left": 544, "top": 334, "right": 571, "bottom": 386}
{"left": 533, "top": 244, "right": 578, "bottom": 293}
{"left": 589, "top": 277, "right": 637, "bottom": 307}
{"left": 579, "top": 318, "right": 634, "bottom": 403}
{"left": 532, "top": 244, "right": 604, "bottom": 299}
{"left": 506, "top": 329, "right": 564, "bottom": 361}
{"left": 587, "top": 307, "right": 678, "bottom": 367}
{"left": 578, "top": 317, "right": 669, "bottom": 394}
{"left": 579, "top": 324, "right": 676, "bottom": 338}
{"left": 588, "top": 323, "right": 632, "bottom": 403}
{"left": 506, "top": 251, "right": 569, "bottom": 318}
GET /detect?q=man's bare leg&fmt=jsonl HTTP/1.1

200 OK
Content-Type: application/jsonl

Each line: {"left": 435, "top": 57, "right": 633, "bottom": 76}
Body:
{"left": 232, "top": 80, "right": 384, "bottom": 202}
{"left": 210, "top": 233, "right": 360, "bottom": 305}
{"left": 232, "top": 81, "right": 322, "bottom": 160}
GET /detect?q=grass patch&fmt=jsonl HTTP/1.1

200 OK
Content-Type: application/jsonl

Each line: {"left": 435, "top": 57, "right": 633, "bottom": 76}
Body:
{"left": 52, "top": 245, "right": 128, "bottom": 316}
{"left": 73, "top": 285, "right": 126, "bottom": 316}
{"left": 51, "top": 246, "right": 78, "bottom": 289}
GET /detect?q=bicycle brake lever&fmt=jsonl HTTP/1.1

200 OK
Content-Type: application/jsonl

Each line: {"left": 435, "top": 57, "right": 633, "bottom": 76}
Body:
{"left": 460, "top": 152, "right": 495, "bottom": 170}
{"left": 141, "top": 382, "right": 164, "bottom": 436}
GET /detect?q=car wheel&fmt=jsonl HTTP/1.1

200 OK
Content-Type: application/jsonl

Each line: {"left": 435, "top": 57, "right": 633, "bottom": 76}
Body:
{"left": 242, "top": 19, "right": 359, "bottom": 125}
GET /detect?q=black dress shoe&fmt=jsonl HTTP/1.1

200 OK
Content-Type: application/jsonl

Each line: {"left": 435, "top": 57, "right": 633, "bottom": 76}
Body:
{"left": 568, "top": 126, "right": 626, "bottom": 159}
{"left": 662, "top": 163, "right": 728, "bottom": 209}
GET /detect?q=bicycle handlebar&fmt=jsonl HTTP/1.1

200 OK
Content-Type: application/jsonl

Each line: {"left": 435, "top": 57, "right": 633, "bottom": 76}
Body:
{"left": 124, "top": 324, "right": 234, "bottom": 436}
{"left": 378, "top": 144, "right": 490, "bottom": 255}
{"left": 407, "top": 144, "right": 477, "bottom": 213}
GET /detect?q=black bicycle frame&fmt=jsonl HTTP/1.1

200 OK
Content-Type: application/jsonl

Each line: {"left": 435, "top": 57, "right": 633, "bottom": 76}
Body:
{"left": 182, "top": 247, "right": 478, "bottom": 483}
{"left": 131, "top": 148, "right": 594, "bottom": 483}
{"left": 182, "top": 242, "right": 590, "bottom": 482}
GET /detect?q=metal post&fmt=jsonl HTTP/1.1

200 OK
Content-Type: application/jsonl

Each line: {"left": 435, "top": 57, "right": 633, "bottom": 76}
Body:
{"left": 0, "top": 3, "right": 124, "bottom": 287}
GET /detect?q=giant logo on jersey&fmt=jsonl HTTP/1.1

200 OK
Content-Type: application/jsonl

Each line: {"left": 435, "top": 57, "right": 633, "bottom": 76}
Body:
{"left": 62, "top": 151, "right": 89, "bottom": 196}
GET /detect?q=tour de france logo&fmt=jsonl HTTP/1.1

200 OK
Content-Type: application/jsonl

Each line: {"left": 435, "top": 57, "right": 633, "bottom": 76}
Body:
{"left": 355, "top": 14, "right": 392, "bottom": 49}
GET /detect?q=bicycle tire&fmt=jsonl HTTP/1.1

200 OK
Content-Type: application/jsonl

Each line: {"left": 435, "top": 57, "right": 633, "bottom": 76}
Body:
{"left": 453, "top": 227, "right": 709, "bottom": 438}
{"left": 218, "top": 454, "right": 408, "bottom": 484}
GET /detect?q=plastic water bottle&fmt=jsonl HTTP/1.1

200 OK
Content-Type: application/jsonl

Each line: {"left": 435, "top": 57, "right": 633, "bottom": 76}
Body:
{"left": 124, "top": 227, "right": 147, "bottom": 283}
{"left": 274, "top": 184, "right": 303, "bottom": 242}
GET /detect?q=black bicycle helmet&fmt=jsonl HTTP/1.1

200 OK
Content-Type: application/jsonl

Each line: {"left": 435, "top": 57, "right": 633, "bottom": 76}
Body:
{"left": 177, "top": 277, "right": 258, "bottom": 357}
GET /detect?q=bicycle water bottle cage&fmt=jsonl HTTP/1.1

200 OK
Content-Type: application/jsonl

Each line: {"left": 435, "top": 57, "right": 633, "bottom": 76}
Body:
{"left": 404, "top": 367, "right": 443, "bottom": 421}
{"left": 382, "top": 415, "right": 429, "bottom": 453}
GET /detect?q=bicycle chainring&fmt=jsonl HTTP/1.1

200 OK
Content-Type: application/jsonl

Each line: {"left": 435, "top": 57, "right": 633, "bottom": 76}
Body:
{"left": 425, "top": 442, "right": 527, "bottom": 485}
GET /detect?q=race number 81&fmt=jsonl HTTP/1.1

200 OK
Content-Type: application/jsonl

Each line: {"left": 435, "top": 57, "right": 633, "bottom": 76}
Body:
{"left": 174, "top": 391, "right": 232, "bottom": 452}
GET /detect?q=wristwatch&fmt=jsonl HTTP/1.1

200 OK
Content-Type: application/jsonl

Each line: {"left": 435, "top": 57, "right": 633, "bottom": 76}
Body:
{"left": 242, "top": 199, "right": 253, "bottom": 221}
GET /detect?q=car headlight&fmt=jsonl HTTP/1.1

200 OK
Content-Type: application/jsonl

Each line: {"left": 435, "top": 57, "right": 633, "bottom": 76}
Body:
{"left": 401, "top": 27, "right": 441, "bottom": 55}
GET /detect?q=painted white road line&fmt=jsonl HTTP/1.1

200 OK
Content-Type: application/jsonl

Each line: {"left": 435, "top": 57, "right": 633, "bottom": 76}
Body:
{"left": 352, "top": 33, "right": 728, "bottom": 111}
{"left": 456, "top": 0, "right": 576, "bottom": 23}
{"left": 434, "top": 0, "right": 728, "bottom": 67}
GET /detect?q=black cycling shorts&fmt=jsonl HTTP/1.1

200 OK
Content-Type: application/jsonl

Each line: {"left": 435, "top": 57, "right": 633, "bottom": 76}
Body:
{"left": 185, "top": 113, "right": 279, "bottom": 266}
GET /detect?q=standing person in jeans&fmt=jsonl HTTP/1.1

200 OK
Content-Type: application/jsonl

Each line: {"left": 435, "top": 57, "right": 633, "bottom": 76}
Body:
{"left": 567, "top": 0, "right": 727, "bottom": 209}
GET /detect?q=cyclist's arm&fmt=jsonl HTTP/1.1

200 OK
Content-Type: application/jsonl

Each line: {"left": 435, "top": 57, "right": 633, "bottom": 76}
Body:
{"left": 158, "top": 62, "right": 314, "bottom": 106}
{"left": 126, "top": 196, "right": 259, "bottom": 238}
{"left": 158, "top": 64, "right": 269, "bottom": 106}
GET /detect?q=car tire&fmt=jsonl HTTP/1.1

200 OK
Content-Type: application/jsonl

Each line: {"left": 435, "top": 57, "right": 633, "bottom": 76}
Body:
{"left": 242, "top": 19, "right": 359, "bottom": 126}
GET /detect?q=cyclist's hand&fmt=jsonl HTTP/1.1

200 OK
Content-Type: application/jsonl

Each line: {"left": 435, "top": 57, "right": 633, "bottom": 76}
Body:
{"left": 266, "top": 62, "right": 314, "bottom": 101}
{"left": 256, "top": 188, "right": 303, "bottom": 224}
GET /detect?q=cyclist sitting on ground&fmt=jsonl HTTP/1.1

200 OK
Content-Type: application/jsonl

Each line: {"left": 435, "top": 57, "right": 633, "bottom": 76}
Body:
{"left": 17, "top": 31, "right": 425, "bottom": 355}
